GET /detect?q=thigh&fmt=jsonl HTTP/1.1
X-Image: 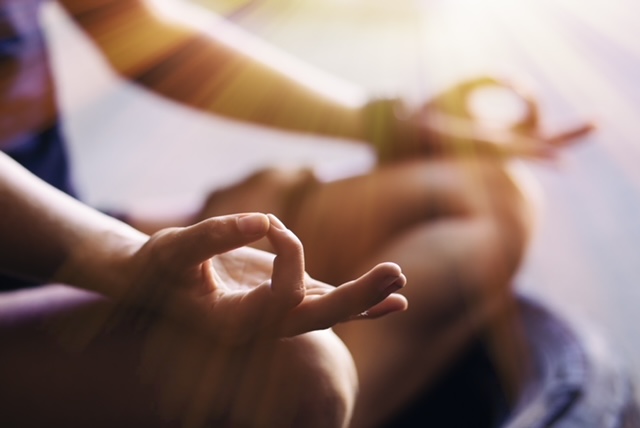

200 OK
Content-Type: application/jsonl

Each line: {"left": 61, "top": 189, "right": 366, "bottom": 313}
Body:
{"left": 195, "top": 158, "right": 534, "bottom": 426}
{"left": 287, "top": 159, "right": 534, "bottom": 426}
{"left": 0, "top": 286, "right": 170, "bottom": 427}
{"left": 289, "top": 158, "right": 533, "bottom": 284}
{"left": 0, "top": 285, "right": 357, "bottom": 428}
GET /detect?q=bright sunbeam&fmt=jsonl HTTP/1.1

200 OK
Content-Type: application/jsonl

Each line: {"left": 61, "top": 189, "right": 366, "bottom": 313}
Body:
{"left": 41, "top": 0, "right": 640, "bottom": 394}
{"left": 414, "top": 0, "right": 640, "bottom": 187}
{"left": 65, "top": 0, "right": 640, "bottom": 176}
{"left": 145, "top": 0, "right": 367, "bottom": 107}
{"left": 133, "top": 0, "right": 640, "bottom": 197}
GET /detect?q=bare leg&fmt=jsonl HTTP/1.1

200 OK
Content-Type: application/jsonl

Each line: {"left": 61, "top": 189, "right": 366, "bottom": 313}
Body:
{"left": 199, "top": 158, "right": 535, "bottom": 426}
{"left": 0, "top": 285, "right": 358, "bottom": 428}
{"left": 288, "top": 159, "right": 533, "bottom": 426}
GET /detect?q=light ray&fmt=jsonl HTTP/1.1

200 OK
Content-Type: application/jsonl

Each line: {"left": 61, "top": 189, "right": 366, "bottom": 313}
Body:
{"left": 145, "top": 0, "right": 368, "bottom": 107}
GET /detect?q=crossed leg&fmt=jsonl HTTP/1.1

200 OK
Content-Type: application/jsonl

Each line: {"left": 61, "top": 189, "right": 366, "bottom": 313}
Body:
{"left": 0, "top": 285, "right": 359, "bottom": 428}
{"left": 201, "top": 157, "right": 536, "bottom": 427}
{"left": 3, "top": 156, "right": 533, "bottom": 427}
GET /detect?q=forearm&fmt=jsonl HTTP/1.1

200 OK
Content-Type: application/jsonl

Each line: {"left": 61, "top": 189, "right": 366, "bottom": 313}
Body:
{"left": 59, "top": 0, "right": 371, "bottom": 142}
{"left": 0, "top": 153, "right": 147, "bottom": 298}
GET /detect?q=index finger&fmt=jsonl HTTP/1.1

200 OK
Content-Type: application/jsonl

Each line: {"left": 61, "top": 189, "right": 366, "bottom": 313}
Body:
{"left": 162, "top": 213, "right": 270, "bottom": 269}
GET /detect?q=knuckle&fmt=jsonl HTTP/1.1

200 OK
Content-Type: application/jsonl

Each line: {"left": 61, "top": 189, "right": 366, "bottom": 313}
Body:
{"left": 285, "top": 231, "right": 304, "bottom": 257}
{"left": 147, "top": 228, "right": 182, "bottom": 266}
{"left": 202, "top": 217, "right": 229, "bottom": 237}
{"left": 289, "top": 285, "right": 305, "bottom": 307}
{"left": 289, "top": 230, "right": 302, "bottom": 246}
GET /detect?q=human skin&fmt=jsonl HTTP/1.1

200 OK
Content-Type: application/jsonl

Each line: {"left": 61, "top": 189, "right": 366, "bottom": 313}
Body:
{"left": 0, "top": 152, "right": 409, "bottom": 427}
{"left": 0, "top": 1, "right": 593, "bottom": 425}
{"left": 57, "top": 0, "right": 592, "bottom": 162}
{"left": 196, "top": 155, "right": 537, "bottom": 427}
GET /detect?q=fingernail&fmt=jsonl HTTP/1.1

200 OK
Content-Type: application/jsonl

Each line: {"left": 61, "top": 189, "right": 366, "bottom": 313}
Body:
{"left": 267, "top": 213, "right": 287, "bottom": 230}
{"left": 380, "top": 275, "right": 404, "bottom": 294}
{"left": 237, "top": 213, "right": 269, "bottom": 235}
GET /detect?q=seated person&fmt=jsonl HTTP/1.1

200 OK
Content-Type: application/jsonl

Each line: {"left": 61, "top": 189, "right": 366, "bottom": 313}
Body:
{"left": 0, "top": 152, "right": 408, "bottom": 427}
{"left": 0, "top": 0, "right": 592, "bottom": 426}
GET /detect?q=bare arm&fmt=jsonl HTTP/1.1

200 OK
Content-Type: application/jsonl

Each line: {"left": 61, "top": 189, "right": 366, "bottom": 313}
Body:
{"left": 0, "top": 152, "right": 407, "bottom": 338}
{"left": 56, "top": 0, "right": 592, "bottom": 161}
{"left": 57, "top": 0, "right": 369, "bottom": 142}
{"left": 0, "top": 151, "right": 145, "bottom": 293}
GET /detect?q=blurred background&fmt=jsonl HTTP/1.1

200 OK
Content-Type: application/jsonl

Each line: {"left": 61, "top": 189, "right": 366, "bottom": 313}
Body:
{"left": 42, "top": 0, "right": 640, "bottom": 395}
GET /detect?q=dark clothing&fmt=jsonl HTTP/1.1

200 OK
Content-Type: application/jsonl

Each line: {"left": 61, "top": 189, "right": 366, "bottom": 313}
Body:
{"left": 1, "top": 0, "right": 76, "bottom": 290}
{"left": 1, "top": 0, "right": 73, "bottom": 193}
{"left": 4, "top": 123, "right": 76, "bottom": 195}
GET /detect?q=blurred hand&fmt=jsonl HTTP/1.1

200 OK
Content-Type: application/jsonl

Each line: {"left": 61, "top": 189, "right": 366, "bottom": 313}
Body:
{"left": 368, "top": 76, "right": 594, "bottom": 162}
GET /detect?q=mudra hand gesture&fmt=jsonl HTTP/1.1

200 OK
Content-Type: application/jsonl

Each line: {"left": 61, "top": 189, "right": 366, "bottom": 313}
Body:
{"left": 365, "top": 76, "right": 594, "bottom": 162}
{"left": 122, "top": 213, "right": 408, "bottom": 344}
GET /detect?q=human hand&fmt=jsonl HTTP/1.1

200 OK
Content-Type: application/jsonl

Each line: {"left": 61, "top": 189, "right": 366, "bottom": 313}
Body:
{"left": 421, "top": 76, "right": 594, "bottom": 159}
{"left": 121, "top": 213, "right": 407, "bottom": 344}
{"left": 365, "top": 76, "right": 594, "bottom": 162}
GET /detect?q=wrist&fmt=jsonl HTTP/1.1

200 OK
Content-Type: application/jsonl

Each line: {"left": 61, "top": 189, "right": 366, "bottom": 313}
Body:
{"left": 361, "top": 97, "right": 420, "bottom": 162}
{"left": 53, "top": 224, "right": 148, "bottom": 301}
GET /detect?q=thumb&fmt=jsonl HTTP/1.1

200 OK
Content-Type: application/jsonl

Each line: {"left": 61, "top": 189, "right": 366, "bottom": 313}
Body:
{"left": 164, "top": 213, "right": 270, "bottom": 269}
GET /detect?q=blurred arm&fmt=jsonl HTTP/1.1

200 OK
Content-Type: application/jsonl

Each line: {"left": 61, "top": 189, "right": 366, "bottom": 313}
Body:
{"left": 57, "top": 0, "right": 370, "bottom": 142}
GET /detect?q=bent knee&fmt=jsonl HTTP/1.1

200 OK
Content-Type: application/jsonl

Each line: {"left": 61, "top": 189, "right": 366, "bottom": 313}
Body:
{"left": 441, "top": 159, "right": 535, "bottom": 269}
{"left": 229, "top": 330, "right": 357, "bottom": 428}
